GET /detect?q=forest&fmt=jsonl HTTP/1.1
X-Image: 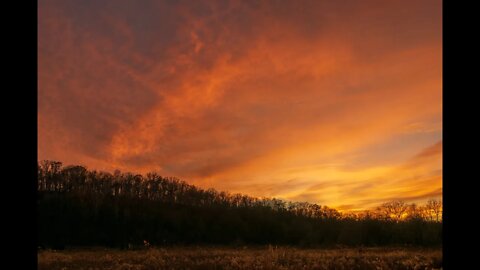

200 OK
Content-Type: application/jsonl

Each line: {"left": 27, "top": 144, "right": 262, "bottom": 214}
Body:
{"left": 38, "top": 160, "right": 442, "bottom": 249}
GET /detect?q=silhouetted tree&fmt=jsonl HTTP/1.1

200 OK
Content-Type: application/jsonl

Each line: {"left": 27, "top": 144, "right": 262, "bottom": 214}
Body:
{"left": 37, "top": 160, "right": 442, "bottom": 249}
{"left": 426, "top": 199, "right": 442, "bottom": 222}
{"left": 378, "top": 200, "right": 409, "bottom": 222}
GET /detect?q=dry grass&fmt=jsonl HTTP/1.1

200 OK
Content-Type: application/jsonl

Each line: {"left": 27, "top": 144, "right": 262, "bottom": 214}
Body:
{"left": 38, "top": 246, "right": 442, "bottom": 270}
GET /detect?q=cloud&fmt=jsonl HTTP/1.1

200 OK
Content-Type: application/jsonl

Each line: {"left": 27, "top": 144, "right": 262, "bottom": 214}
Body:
{"left": 39, "top": 0, "right": 442, "bottom": 210}
{"left": 413, "top": 141, "right": 442, "bottom": 159}
{"left": 284, "top": 141, "right": 442, "bottom": 210}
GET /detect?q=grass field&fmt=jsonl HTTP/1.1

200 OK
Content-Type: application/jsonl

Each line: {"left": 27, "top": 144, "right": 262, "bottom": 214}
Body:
{"left": 38, "top": 246, "right": 442, "bottom": 270}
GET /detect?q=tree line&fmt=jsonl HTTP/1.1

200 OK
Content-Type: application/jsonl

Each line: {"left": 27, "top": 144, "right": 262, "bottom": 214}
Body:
{"left": 37, "top": 160, "right": 442, "bottom": 249}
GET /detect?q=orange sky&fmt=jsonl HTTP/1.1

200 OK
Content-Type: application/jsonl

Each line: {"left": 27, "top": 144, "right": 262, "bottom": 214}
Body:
{"left": 38, "top": 0, "right": 442, "bottom": 211}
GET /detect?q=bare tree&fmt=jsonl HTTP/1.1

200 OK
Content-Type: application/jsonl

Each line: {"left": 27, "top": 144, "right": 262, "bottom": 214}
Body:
{"left": 406, "top": 203, "right": 424, "bottom": 220}
{"left": 379, "top": 200, "right": 409, "bottom": 221}
{"left": 426, "top": 199, "right": 442, "bottom": 222}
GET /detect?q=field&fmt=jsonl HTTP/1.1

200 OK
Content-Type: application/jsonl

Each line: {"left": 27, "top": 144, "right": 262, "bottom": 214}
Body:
{"left": 38, "top": 246, "right": 442, "bottom": 270}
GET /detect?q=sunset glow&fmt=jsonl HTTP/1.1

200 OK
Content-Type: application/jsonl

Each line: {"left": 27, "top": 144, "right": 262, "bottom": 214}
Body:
{"left": 38, "top": 0, "right": 442, "bottom": 210}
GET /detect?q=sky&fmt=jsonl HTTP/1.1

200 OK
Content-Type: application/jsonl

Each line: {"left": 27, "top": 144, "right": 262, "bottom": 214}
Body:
{"left": 38, "top": 0, "right": 442, "bottom": 211}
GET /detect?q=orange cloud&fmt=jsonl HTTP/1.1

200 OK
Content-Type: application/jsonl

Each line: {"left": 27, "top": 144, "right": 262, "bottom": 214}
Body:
{"left": 39, "top": 0, "right": 442, "bottom": 210}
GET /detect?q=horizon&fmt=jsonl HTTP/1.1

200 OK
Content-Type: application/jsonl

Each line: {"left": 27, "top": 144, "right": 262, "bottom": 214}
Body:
{"left": 38, "top": 159, "right": 441, "bottom": 214}
{"left": 39, "top": 0, "right": 442, "bottom": 211}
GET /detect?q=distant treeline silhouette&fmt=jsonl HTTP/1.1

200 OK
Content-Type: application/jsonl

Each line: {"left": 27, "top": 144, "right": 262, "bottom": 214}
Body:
{"left": 38, "top": 160, "right": 442, "bottom": 249}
